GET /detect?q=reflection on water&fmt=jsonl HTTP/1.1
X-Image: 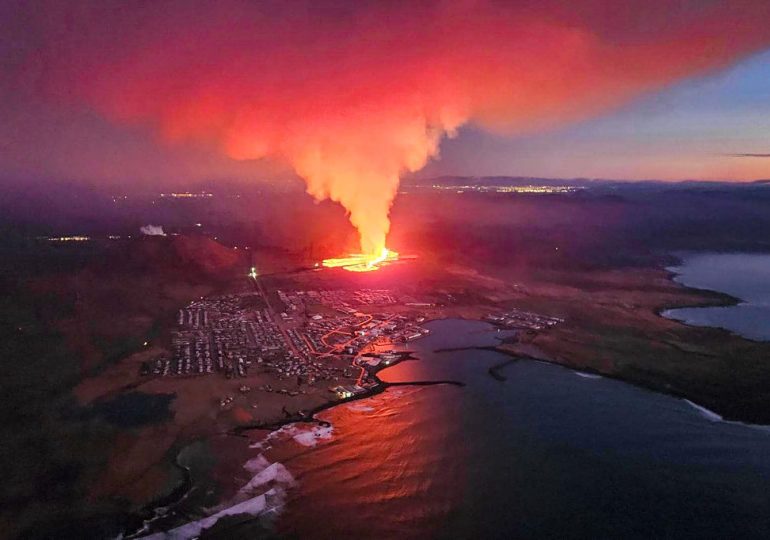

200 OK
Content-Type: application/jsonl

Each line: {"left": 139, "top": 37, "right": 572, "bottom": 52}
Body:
{"left": 268, "top": 386, "right": 467, "bottom": 540}
{"left": 663, "top": 253, "right": 770, "bottom": 341}
{"left": 230, "top": 319, "right": 770, "bottom": 539}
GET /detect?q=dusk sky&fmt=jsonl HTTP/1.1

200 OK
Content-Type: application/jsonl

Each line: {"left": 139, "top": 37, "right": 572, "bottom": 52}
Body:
{"left": 4, "top": 6, "right": 770, "bottom": 537}
{"left": 423, "top": 49, "right": 770, "bottom": 181}
{"left": 1, "top": 0, "right": 769, "bottom": 190}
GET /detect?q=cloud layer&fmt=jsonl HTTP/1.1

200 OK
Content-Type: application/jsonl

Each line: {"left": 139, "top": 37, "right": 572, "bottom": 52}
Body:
{"left": 5, "top": 0, "right": 770, "bottom": 252}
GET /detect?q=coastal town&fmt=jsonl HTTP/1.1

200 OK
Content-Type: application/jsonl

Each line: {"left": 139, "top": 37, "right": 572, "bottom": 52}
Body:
{"left": 140, "top": 282, "right": 430, "bottom": 407}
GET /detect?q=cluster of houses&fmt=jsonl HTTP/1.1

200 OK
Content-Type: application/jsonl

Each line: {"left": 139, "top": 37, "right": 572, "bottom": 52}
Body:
{"left": 143, "top": 293, "right": 292, "bottom": 378}
{"left": 141, "top": 286, "right": 432, "bottom": 408}
{"left": 484, "top": 308, "right": 564, "bottom": 331}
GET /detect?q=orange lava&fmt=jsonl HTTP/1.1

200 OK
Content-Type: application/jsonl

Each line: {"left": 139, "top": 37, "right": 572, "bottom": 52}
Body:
{"left": 322, "top": 248, "right": 399, "bottom": 272}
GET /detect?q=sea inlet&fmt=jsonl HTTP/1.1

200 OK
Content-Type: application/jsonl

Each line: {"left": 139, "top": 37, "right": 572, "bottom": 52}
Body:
{"left": 663, "top": 252, "right": 770, "bottom": 341}
{"left": 203, "top": 318, "right": 770, "bottom": 539}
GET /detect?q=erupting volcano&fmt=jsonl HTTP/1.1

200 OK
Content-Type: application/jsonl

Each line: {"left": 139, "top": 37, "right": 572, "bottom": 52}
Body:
{"left": 322, "top": 248, "right": 399, "bottom": 273}
{"left": 18, "top": 0, "right": 770, "bottom": 258}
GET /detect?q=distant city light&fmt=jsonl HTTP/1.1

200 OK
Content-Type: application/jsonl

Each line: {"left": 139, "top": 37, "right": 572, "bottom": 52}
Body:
{"left": 421, "top": 184, "right": 582, "bottom": 194}
{"left": 42, "top": 235, "right": 91, "bottom": 242}
{"left": 249, "top": 267, "right": 258, "bottom": 279}
{"left": 159, "top": 192, "right": 213, "bottom": 198}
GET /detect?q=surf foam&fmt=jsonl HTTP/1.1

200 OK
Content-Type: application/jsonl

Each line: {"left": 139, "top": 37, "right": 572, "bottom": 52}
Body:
{"left": 684, "top": 399, "right": 770, "bottom": 432}
{"left": 574, "top": 371, "right": 603, "bottom": 380}
{"left": 140, "top": 426, "right": 300, "bottom": 540}
{"left": 280, "top": 424, "right": 334, "bottom": 447}
{"left": 141, "top": 488, "right": 286, "bottom": 540}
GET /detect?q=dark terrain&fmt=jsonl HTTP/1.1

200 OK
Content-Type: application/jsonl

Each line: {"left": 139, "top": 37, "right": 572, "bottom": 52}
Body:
{"left": 1, "top": 176, "right": 769, "bottom": 538}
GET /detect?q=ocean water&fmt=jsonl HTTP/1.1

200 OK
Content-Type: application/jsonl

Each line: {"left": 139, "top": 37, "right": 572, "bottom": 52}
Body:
{"left": 663, "top": 253, "right": 770, "bottom": 341}
{"left": 196, "top": 319, "right": 770, "bottom": 539}
{"left": 87, "top": 391, "right": 174, "bottom": 428}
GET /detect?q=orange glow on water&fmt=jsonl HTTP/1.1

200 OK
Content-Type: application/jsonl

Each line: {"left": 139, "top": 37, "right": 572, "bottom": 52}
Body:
{"left": 322, "top": 247, "right": 399, "bottom": 272}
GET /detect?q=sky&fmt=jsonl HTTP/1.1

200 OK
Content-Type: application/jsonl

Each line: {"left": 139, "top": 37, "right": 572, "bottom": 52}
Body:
{"left": 1, "top": 0, "right": 769, "bottom": 188}
{"left": 4, "top": 48, "right": 768, "bottom": 185}
{"left": 421, "top": 49, "right": 770, "bottom": 181}
{"left": 2, "top": 0, "right": 770, "bottom": 252}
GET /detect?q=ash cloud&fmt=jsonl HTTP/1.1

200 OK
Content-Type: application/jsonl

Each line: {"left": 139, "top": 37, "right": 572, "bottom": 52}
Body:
{"left": 5, "top": 0, "right": 770, "bottom": 253}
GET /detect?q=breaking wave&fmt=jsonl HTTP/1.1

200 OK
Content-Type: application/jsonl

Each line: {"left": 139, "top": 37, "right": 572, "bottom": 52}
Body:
{"left": 140, "top": 421, "right": 335, "bottom": 539}
{"left": 684, "top": 399, "right": 770, "bottom": 432}
{"left": 574, "top": 371, "right": 603, "bottom": 380}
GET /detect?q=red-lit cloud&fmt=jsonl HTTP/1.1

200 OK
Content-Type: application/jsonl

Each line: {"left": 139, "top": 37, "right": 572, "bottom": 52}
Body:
{"left": 7, "top": 0, "right": 770, "bottom": 253}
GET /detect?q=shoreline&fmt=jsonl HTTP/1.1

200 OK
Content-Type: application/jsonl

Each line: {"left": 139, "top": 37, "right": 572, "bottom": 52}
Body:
{"left": 440, "top": 342, "right": 770, "bottom": 427}
{"left": 655, "top": 264, "right": 743, "bottom": 317}
{"left": 122, "top": 256, "right": 770, "bottom": 537}
{"left": 654, "top": 254, "right": 770, "bottom": 345}
{"left": 488, "top": 357, "right": 518, "bottom": 381}
{"left": 232, "top": 355, "right": 464, "bottom": 435}
{"left": 683, "top": 399, "right": 770, "bottom": 433}
{"left": 123, "top": 446, "right": 194, "bottom": 538}
{"left": 125, "top": 353, "right": 464, "bottom": 538}
{"left": 125, "top": 296, "right": 770, "bottom": 538}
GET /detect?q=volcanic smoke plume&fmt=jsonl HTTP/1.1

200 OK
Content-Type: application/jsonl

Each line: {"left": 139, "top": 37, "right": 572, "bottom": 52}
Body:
{"left": 11, "top": 0, "right": 770, "bottom": 255}
{"left": 140, "top": 224, "right": 166, "bottom": 237}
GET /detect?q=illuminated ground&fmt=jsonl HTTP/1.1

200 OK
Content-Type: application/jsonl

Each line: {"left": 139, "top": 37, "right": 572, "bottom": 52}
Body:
{"left": 322, "top": 248, "right": 399, "bottom": 272}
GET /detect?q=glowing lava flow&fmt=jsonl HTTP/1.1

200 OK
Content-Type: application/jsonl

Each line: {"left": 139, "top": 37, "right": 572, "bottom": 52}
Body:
{"left": 322, "top": 248, "right": 399, "bottom": 272}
